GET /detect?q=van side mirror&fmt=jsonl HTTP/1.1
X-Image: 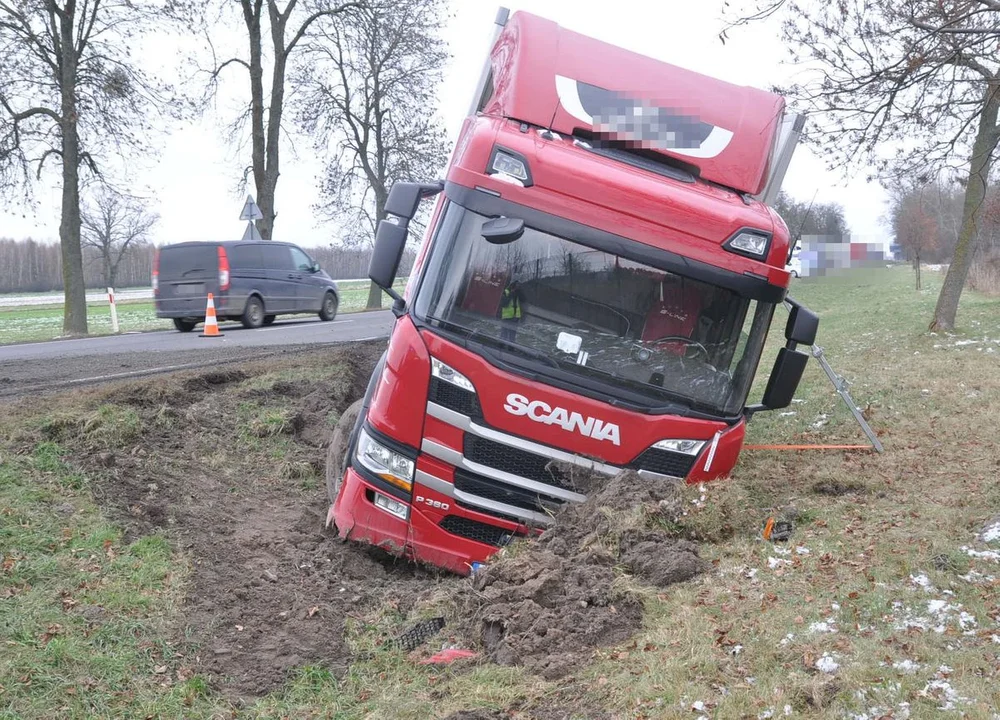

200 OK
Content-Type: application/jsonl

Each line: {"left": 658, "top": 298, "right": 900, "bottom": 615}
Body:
{"left": 384, "top": 181, "right": 445, "bottom": 220}
{"left": 369, "top": 219, "right": 408, "bottom": 294}
{"left": 310, "top": 261, "right": 320, "bottom": 273}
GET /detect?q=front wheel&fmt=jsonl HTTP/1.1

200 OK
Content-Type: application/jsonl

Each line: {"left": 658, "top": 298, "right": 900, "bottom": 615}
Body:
{"left": 319, "top": 291, "right": 339, "bottom": 321}
{"left": 241, "top": 296, "right": 265, "bottom": 329}
{"left": 173, "top": 318, "right": 198, "bottom": 333}
{"left": 326, "top": 398, "right": 365, "bottom": 505}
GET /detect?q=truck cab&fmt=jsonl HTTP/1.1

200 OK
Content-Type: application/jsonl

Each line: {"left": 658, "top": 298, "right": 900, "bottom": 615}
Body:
{"left": 328, "top": 8, "right": 818, "bottom": 575}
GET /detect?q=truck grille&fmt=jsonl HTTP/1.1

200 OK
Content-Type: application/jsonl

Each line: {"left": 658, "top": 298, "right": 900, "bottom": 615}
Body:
{"left": 454, "top": 468, "right": 563, "bottom": 516}
{"left": 428, "top": 378, "right": 481, "bottom": 418}
{"left": 439, "top": 515, "right": 523, "bottom": 547}
{"left": 463, "top": 435, "right": 577, "bottom": 490}
{"left": 630, "top": 447, "right": 698, "bottom": 478}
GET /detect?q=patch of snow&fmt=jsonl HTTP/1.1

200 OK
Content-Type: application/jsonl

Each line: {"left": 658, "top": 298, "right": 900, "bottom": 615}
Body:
{"left": 779, "top": 411, "right": 796, "bottom": 417}
{"left": 779, "top": 633, "right": 794, "bottom": 646}
{"left": 831, "top": 602, "right": 841, "bottom": 611}
{"left": 691, "top": 700, "right": 707, "bottom": 712}
{"left": 773, "top": 546, "right": 792, "bottom": 556}
{"left": 962, "top": 546, "right": 1000, "bottom": 561}
{"left": 758, "top": 710, "right": 773, "bottom": 719}
{"left": 919, "top": 678, "right": 965, "bottom": 711}
{"left": 897, "top": 701, "right": 911, "bottom": 719}
{"left": 784, "top": 706, "right": 792, "bottom": 717}
{"left": 731, "top": 644, "right": 743, "bottom": 656}
{"left": 795, "top": 546, "right": 811, "bottom": 555}
{"left": 982, "top": 522, "right": 1000, "bottom": 544}
{"left": 958, "top": 611, "right": 978, "bottom": 631}
{"left": 768, "top": 557, "right": 791, "bottom": 569}
{"left": 809, "top": 620, "right": 837, "bottom": 634}
{"left": 909, "top": 573, "right": 935, "bottom": 591}
{"left": 893, "top": 659, "right": 921, "bottom": 675}
{"left": 815, "top": 653, "right": 839, "bottom": 673}
{"left": 745, "top": 568, "right": 759, "bottom": 580}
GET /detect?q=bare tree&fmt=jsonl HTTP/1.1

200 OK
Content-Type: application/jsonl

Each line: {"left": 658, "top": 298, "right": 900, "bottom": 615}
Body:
{"left": 890, "top": 184, "right": 940, "bottom": 290}
{"left": 0, "top": 0, "right": 184, "bottom": 335}
{"left": 728, "top": 0, "right": 1000, "bottom": 331}
{"left": 203, "top": 0, "right": 360, "bottom": 241}
{"left": 297, "top": 0, "right": 451, "bottom": 309}
{"left": 81, "top": 188, "right": 159, "bottom": 289}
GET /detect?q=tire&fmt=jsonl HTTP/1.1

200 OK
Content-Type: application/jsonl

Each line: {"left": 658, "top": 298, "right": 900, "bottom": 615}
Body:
{"left": 319, "top": 291, "right": 339, "bottom": 321}
{"left": 263, "top": 315, "right": 276, "bottom": 326}
{"left": 173, "top": 318, "right": 198, "bottom": 333}
{"left": 326, "top": 398, "right": 365, "bottom": 504}
{"left": 241, "top": 295, "right": 265, "bottom": 329}
{"left": 792, "top": 270, "right": 800, "bottom": 278}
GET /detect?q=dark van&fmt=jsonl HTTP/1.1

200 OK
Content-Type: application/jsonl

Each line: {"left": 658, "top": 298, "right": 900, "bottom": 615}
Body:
{"left": 153, "top": 241, "right": 340, "bottom": 332}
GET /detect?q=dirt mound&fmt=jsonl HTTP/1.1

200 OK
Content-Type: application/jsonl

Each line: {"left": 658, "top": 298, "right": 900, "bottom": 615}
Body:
{"left": 451, "top": 470, "right": 707, "bottom": 680}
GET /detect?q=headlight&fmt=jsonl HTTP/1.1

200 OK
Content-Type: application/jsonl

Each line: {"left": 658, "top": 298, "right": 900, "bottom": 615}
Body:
{"left": 431, "top": 357, "right": 476, "bottom": 394}
{"left": 723, "top": 229, "right": 771, "bottom": 259}
{"left": 487, "top": 147, "right": 533, "bottom": 187}
{"left": 356, "top": 428, "right": 414, "bottom": 492}
{"left": 653, "top": 439, "right": 706, "bottom": 455}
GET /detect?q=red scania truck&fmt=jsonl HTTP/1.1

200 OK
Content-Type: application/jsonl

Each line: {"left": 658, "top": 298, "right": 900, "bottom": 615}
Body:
{"left": 326, "top": 8, "right": 819, "bottom": 574}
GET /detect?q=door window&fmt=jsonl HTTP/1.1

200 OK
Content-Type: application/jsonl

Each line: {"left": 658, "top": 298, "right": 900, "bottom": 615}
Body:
{"left": 260, "top": 244, "right": 295, "bottom": 271}
{"left": 289, "top": 247, "right": 315, "bottom": 272}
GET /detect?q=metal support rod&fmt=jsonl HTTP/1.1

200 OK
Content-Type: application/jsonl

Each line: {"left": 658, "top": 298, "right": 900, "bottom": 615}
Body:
{"left": 810, "top": 343, "right": 884, "bottom": 453}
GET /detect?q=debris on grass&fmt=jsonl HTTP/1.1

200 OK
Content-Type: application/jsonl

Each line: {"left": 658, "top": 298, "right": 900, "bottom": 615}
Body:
{"left": 815, "top": 652, "right": 840, "bottom": 673}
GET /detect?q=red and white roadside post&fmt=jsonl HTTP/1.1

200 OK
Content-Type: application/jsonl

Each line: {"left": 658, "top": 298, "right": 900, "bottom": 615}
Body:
{"left": 108, "top": 287, "right": 120, "bottom": 333}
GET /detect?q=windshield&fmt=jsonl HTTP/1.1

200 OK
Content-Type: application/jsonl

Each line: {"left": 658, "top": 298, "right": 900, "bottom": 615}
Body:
{"left": 413, "top": 202, "right": 775, "bottom": 415}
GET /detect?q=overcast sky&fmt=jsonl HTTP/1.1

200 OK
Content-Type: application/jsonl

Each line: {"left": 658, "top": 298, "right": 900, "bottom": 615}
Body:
{"left": 0, "top": 0, "right": 890, "bottom": 247}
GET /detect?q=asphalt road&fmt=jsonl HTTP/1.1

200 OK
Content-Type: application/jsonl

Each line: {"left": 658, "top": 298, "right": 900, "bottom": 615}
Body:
{"left": 0, "top": 311, "right": 395, "bottom": 399}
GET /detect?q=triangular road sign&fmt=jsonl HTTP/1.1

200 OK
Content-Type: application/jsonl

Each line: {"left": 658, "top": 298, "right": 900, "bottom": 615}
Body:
{"left": 240, "top": 194, "right": 264, "bottom": 221}
{"left": 241, "top": 221, "right": 263, "bottom": 241}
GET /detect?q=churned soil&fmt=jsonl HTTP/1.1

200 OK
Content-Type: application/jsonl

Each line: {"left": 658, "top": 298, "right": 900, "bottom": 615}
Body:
{"left": 37, "top": 341, "right": 449, "bottom": 698}
{"left": 447, "top": 468, "right": 708, "bottom": 680}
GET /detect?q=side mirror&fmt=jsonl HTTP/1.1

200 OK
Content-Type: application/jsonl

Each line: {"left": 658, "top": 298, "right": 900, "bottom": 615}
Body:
{"left": 385, "top": 181, "right": 445, "bottom": 220}
{"left": 482, "top": 216, "right": 524, "bottom": 244}
{"left": 746, "top": 297, "right": 819, "bottom": 417}
{"left": 369, "top": 219, "right": 408, "bottom": 292}
{"left": 785, "top": 297, "right": 818, "bottom": 346}
{"left": 310, "top": 261, "right": 320, "bottom": 273}
{"left": 759, "top": 347, "right": 809, "bottom": 410}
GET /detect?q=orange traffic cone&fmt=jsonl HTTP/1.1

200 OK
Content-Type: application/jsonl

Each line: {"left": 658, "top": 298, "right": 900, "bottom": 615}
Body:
{"left": 199, "top": 293, "right": 224, "bottom": 337}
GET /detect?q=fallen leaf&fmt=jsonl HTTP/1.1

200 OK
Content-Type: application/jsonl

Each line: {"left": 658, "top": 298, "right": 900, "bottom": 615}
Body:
{"left": 153, "top": 666, "right": 167, "bottom": 675}
{"left": 307, "top": 606, "right": 319, "bottom": 618}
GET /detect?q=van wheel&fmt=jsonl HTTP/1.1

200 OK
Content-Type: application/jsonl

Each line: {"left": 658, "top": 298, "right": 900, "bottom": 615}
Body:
{"left": 263, "top": 315, "right": 276, "bottom": 326}
{"left": 241, "top": 296, "right": 265, "bottom": 329}
{"left": 173, "top": 318, "right": 198, "bottom": 333}
{"left": 319, "top": 292, "right": 339, "bottom": 321}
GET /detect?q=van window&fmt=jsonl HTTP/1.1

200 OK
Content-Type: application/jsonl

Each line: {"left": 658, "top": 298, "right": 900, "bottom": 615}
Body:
{"left": 260, "top": 244, "right": 294, "bottom": 271}
{"left": 159, "top": 244, "right": 217, "bottom": 279}
{"left": 289, "top": 247, "right": 314, "bottom": 272}
{"left": 229, "top": 244, "right": 263, "bottom": 270}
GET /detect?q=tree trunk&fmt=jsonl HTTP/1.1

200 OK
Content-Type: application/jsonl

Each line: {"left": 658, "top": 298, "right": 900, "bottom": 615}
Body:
{"left": 930, "top": 84, "right": 1000, "bottom": 331}
{"left": 255, "top": 1, "right": 287, "bottom": 241}
{"left": 59, "top": 7, "right": 87, "bottom": 336}
{"left": 104, "top": 253, "right": 113, "bottom": 289}
{"left": 914, "top": 252, "right": 921, "bottom": 290}
{"left": 366, "top": 191, "right": 387, "bottom": 310}
{"left": 246, "top": 4, "right": 268, "bottom": 239}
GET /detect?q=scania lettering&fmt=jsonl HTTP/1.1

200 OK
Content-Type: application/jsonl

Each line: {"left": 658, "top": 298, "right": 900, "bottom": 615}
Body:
{"left": 503, "top": 393, "right": 621, "bottom": 446}
{"left": 327, "top": 7, "right": 819, "bottom": 575}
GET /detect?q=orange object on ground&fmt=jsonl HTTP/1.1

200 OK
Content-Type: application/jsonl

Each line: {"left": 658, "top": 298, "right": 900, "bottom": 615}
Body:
{"left": 199, "top": 293, "right": 224, "bottom": 337}
{"left": 419, "top": 648, "right": 477, "bottom": 665}
{"left": 744, "top": 444, "right": 873, "bottom": 451}
{"left": 762, "top": 517, "right": 775, "bottom": 540}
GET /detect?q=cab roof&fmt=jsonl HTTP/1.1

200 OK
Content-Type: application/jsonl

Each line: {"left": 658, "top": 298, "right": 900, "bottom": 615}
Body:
{"left": 480, "top": 11, "right": 786, "bottom": 196}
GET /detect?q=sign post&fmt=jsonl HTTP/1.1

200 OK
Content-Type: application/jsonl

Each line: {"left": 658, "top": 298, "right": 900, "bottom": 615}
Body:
{"left": 108, "top": 287, "right": 119, "bottom": 333}
{"left": 240, "top": 194, "right": 264, "bottom": 241}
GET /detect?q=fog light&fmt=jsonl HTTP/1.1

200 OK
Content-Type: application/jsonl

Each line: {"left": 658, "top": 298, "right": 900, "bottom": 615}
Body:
{"left": 653, "top": 439, "right": 706, "bottom": 455}
{"left": 374, "top": 492, "right": 409, "bottom": 521}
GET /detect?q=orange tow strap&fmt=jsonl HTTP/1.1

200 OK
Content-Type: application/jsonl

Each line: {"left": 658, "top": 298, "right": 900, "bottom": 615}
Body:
{"left": 744, "top": 444, "right": 875, "bottom": 451}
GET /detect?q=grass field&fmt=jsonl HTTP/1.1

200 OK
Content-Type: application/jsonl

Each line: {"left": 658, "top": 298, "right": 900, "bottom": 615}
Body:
{"left": 0, "top": 279, "right": 406, "bottom": 345}
{"left": 3, "top": 265, "right": 1000, "bottom": 719}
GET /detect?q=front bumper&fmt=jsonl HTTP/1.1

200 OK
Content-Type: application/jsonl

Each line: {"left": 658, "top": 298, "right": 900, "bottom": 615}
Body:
{"left": 331, "top": 467, "right": 516, "bottom": 575}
